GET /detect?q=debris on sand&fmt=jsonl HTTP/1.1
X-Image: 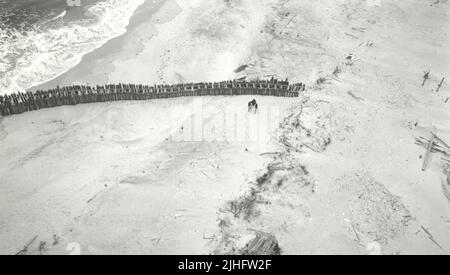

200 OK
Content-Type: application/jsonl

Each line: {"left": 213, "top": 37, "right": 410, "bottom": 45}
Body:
{"left": 335, "top": 171, "right": 413, "bottom": 247}
{"left": 348, "top": 91, "right": 364, "bottom": 102}
{"left": 421, "top": 135, "right": 435, "bottom": 171}
{"left": 443, "top": 164, "right": 450, "bottom": 203}
{"left": 240, "top": 233, "right": 281, "bottom": 255}
{"left": 431, "top": 132, "right": 450, "bottom": 151}
{"left": 416, "top": 136, "right": 450, "bottom": 156}
{"left": 316, "top": 77, "right": 328, "bottom": 86}
{"left": 422, "top": 70, "right": 430, "bottom": 86}
{"left": 217, "top": 125, "right": 317, "bottom": 254}
{"left": 234, "top": 64, "right": 249, "bottom": 73}
{"left": 223, "top": 150, "right": 314, "bottom": 225}
{"left": 421, "top": 226, "right": 443, "bottom": 250}
{"left": 444, "top": 176, "right": 450, "bottom": 202}
{"left": 344, "top": 32, "right": 359, "bottom": 39}
{"left": 214, "top": 95, "right": 329, "bottom": 254}
{"left": 279, "top": 101, "right": 331, "bottom": 153}
{"left": 415, "top": 133, "right": 450, "bottom": 171}
{"left": 436, "top": 77, "right": 445, "bottom": 92}
{"left": 15, "top": 235, "right": 38, "bottom": 255}
{"left": 224, "top": 189, "right": 262, "bottom": 221}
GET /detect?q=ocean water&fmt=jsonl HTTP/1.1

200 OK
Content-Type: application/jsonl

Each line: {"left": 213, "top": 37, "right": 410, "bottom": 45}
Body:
{"left": 0, "top": 0, "right": 145, "bottom": 95}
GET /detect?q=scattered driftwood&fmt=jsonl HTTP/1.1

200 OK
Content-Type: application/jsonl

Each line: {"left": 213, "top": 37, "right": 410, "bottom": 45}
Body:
{"left": 344, "top": 32, "right": 359, "bottom": 39}
{"left": 87, "top": 195, "right": 97, "bottom": 204}
{"left": 200, "top": 170, "right": 212, "bottom": 179}
{"left": 415, "top": 137, "right": 450, "bottom": 157}
{"left": 316, "top": 77, "right": 328, "bottom": 85}
{"left": 348, "top": 91, "right": 364, "bottom": 102}
{"left": 15, "top": 235, "right": 38, "bottom": 255}
{"left": 351, "top": 27, "right": 366, "bottom": 33}
{"left": 350, "top": 223, "right": 362, "bottom": 244}
{"left": 422, "top": 135, "right": 435, "bottom": 171}
{"left": 203, "top": 233, "right": 216, "bottom": 240}
{"left": 421, "top": 226, "right": 443, "bottom": 250}
{"left": 240, "top": 233, "right": 281, "bottom": 255}
{"left": 260, "top": 152, "right": 283, "bottom": 157}
{"left": 416, "top": 133, "right": 450, "bottom": 171}
{"left": 443, "top": 176, "right": 450, "bottom": 202}
{"left": 431, "top": 132, "right": 450, "bottom": 151}
{"left": 416, "top": 134, "right": 450, "bottom": 171}
{"left": 234, "top": 65, "right": 249, "bottom": 73}
{"left": 436, "top": 77, "right": 445, "bottom": 92}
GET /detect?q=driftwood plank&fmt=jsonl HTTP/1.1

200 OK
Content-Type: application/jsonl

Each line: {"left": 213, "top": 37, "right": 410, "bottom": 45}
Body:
{"left": 436, "top": 77, "right": 445, "bottom": 92}
{"left": 422, "top": 136, "right": 435, "bottom": 171}
{"left": 431, "top": 132, "right": 450, "bottom": 150}
{"left": 421, "top": 226, "right": 443, "bottom": 250}
{"left": 415, "top": 139, "right": 450, "bottom": 156}
{"left": 15, "top": 235, "right": 38, "bottom": 255}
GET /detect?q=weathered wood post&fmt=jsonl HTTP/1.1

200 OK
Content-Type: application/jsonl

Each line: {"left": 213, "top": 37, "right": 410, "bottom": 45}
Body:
{"left": 422, "top": 70, "right": 430, "bottom": 86}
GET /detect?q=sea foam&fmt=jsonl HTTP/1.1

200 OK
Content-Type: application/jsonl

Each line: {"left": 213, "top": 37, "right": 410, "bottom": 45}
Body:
{"left": 0, "top": 0, "right": 145, "bottom": 95}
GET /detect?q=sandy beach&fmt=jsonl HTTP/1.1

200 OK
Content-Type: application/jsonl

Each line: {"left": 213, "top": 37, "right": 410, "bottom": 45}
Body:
{"left": 1, "top": 0, "right": 450, "bottom": 255}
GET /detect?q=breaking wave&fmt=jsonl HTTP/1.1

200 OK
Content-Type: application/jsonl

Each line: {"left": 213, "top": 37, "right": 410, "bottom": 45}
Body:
{"left": 50, "top": 10, "right": 67, "bottom": 22}
{"left": 0, "top": 0, "right": 145, "bottom": 95}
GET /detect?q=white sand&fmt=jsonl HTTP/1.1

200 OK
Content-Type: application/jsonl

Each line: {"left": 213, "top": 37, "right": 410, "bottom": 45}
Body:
{"left": 2, "top": 0, "right": 450, "bottom": 254}
{"left": 0, "top": 96, "right": 295, "bottom": 254}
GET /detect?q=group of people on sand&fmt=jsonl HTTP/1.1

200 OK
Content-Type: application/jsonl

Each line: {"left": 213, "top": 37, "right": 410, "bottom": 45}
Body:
{"left": 248, "top": 99, "right": 259, "bottom": 113}
{"left": 0, "top": 79, "right": 306, "bottom": 117}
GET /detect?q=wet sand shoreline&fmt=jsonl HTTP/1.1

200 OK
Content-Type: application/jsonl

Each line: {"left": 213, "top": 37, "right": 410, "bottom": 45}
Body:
{"left": 29, "top": 0, "right": 178, "bottom": 92}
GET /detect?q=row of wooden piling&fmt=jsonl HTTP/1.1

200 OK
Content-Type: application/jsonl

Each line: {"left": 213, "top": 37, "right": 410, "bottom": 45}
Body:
{"left": 0, "top": 79, "right": 304, "bottom": 117}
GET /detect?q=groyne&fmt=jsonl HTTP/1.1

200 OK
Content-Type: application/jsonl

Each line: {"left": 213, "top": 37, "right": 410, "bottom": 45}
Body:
{"left": 0, "top": 79, "right": 304, "bottom": 117}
